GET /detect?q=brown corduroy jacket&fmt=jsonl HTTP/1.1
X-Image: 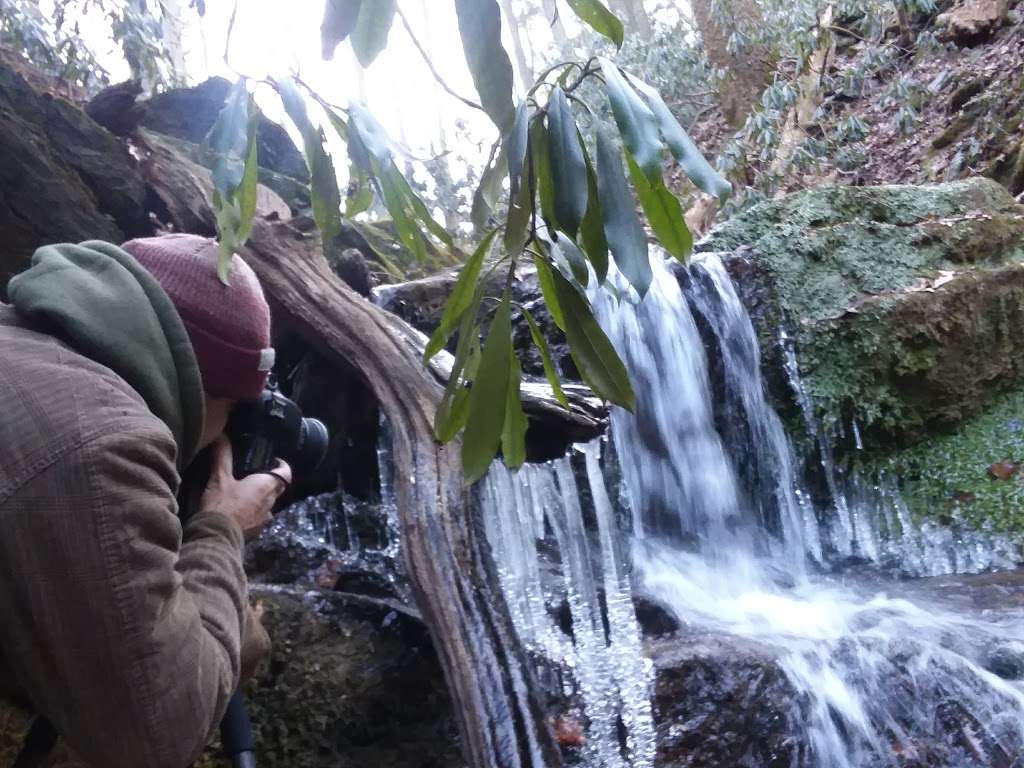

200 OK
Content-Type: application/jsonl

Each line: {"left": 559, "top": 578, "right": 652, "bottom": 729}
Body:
{"left": 0, "top": 303, "right": 258, "bottom": 767}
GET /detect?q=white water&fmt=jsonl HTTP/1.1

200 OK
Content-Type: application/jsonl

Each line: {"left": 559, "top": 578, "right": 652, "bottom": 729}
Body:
{"left": 589, "top": 253, "right": 1024, "bottom": 767}
{"left": 481, "top": 446, "right": 657, "bottom": 768}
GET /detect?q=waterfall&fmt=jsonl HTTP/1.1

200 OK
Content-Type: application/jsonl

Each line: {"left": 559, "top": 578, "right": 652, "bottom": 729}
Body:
{"left": 481, "top": 446, "right": 657, "bottom": 768}
{"left": 478, "top": 251, "right": 1024, "bottom": 766}
{"left": 604, "top": 253, "right": 1024, "bottom": 767}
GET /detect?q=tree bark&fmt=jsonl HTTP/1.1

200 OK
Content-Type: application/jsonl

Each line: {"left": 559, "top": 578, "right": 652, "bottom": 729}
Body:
{"left": 772, "top": 5, "right": 834, "bottom": 175}
{"left": 540, "top": 0, "right": 568, "bottom": 44}
{"left": 500, "top": 0, "right": 535, "bottom": 94}
{"left": 690, "top": 0, "right": 774, "bottom": 128}
{"left": 611, "top": 0, "right": 653, "bottom": 40}
{"left": 241, "top": 218, "right": 564, "bottom": 768}
{"left": 134, "top": 129, "right": 602, "bottom": 768}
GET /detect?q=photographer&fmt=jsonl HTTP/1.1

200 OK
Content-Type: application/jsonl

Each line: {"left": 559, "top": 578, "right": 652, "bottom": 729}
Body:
{"left": 0, "top": 234, "right": 290, "bottom": 767}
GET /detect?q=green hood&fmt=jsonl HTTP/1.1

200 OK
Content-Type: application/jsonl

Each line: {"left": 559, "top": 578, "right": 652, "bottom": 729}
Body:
{"left": 8, "top": 241, "right": 205, "bottom": 469}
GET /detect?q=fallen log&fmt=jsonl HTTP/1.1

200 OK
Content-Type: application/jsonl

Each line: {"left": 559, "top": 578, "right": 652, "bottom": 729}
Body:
{"left": 240, "top": 218, "right": 563, "bottom": 767}
{"left": 137, "top": 127, "right": 580, "bottom": 767}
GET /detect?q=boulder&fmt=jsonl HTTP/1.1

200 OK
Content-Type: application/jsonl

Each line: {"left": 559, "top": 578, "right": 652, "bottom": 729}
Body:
{"left": 937, "top": 0, "right": 1009, "bottom": 45}
{"left": 196, "top": 587, "right": 461, "bottom": 768}
{"left": 0, "top": 61, "right": 142, "bottom": 294}
{"left": 136, "top": 78, "right": 309, "bottom": 184}
{"left": 649, "top": 633, "right": 799, "bottom": 767}
{"left": 699, "top": 178, "right": 1024, "bottom": 448}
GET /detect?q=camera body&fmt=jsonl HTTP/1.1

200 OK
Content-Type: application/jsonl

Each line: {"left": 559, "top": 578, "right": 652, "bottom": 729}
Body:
{"left": 228, "top": 380, "right": 329, "bottom": 479}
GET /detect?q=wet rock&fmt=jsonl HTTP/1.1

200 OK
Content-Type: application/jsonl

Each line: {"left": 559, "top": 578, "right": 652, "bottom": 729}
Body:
{"left": 138, "top": 78, "right": 309, "bottom": 183}
{"left": 193, "top": 587, "right": 462, "bottom": 768}
{"left": 0, "top": 61, "right": 140, "bottom": 294}
{"left": 700, "top": 178, "right": 1024, "bottom": 450}
{"left": 985, "top": 641, "right": 1024, "bottom": 679}
{"left": 937, "top": 0, "right": 1009, "bottom": 45}
{"left": 648, "top": 632, "right": 800, "bottom": 767}
{"left": 373, "top": 265, "right": 574, "bottom": 382}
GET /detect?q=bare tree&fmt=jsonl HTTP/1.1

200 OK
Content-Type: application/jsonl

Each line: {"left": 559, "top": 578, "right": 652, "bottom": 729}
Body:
{"left": 690, "top": 0, "right": 775, "bottom": 128}
{"left": 540, "top": 0, "right": 568, "bottom": 45}
{"left": 500, "top": 0, "right": 535, "bottom": 94}
{"left": 610, "top": 0, "right": 653, "bottom": 40}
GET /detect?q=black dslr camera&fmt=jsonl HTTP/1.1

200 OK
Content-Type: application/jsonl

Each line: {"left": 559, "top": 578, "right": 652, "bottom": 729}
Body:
{"left": 228, "top": 379, "right": 330, "bottom": 478}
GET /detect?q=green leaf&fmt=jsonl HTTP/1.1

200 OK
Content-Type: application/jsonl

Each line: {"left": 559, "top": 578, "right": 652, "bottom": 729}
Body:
{"left": 534, "top": 256, "right": 565, "bottom": 332}
{"left": 579, "top": 137, "right": 609, "bottom": 283}
{"left": 320, "top": 0, "right": 361, "bottom": 59}
{"left": 565, "top": 0, "right": 623, "bottom": 47}
{"left": 595, "top": 129, "right": 651, "bottom": 296}
{"left": 425, "top": 229, "right": 498, "bottom": 362}
{"left": 551, "top": 232, "right": 589, "bottom": 286}
{"left": 206, "top": 80, "right": 260, "bottom": 282}
{"left": 501, "top": 350, "right": 527, "bottom": 470}
{"left": 455, "top": 0, "right": 516, "bottom": 130}
{"left": 524, "top": 307, "right": 568, "bottom": 408}
{"left": 235, "top": 102, "right": 260, "bottom": 243}
{"left": 546, "top": 88, "right": 588, "bottom": 239}
{"left": 435, "top": 287, "right": 483, "bottom": 441}
{"left": 206, "top": 78, "right": 250, "bottom": 199}
{"left": 599, "top": 58, "right": 663, "bottom": 182}
{"left": 472, "top": 145, "right": 507, "bottom": 230}
{"left": 350, "top": 0, "right": 395, "bottom": 67}
{"left": 551, "top": 267, "right": 635, "bottom": 410}
{"left": 435, "top": 386, "right": 471, "bottom": 443}
{"left": 625, "top": 73, "right": 732, "bottom": 200}
{"left": 506, "top": 101, "right": 530, "bottom": 199}
{"left": 379, "top": 163, "right": 427, "bottom": 262}
{"left": 530, "top": 118, "right": 558, "bottom": 231}
{"left": 385, "top": 157, "right": 454, "bottom": 248}
{"left": 462, "top": 290, "right": 514, "bottom": 482}
{"left": 348, "top": 103, "right": 394, "bottom": 168}
{"left": 345, "top": 168, "right": 374, "bottom": 218}
{"left": 504, "top": 176, "right": 532, "bottom": 260}
{"left": 277, "top": 79, "right": 342, "bottom": 245}
{"left": 627, "top": 152, "right": 692, "bottom": 262}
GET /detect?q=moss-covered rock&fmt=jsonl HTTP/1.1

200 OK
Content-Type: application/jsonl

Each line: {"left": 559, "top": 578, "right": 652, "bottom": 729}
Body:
{"left": 862, "top": 387, "right": 1024, "bottom": 533}
{"left": 195, "top": 587, "right": 462, "bottom": 768}
{"left": 700, "top": 178, "right": 1024, "bottom": 446}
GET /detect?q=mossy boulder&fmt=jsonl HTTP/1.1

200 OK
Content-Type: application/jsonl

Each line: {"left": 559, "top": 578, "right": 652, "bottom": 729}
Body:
{"left": 699, "top": 178, "right": 1024, "bottom": 448}
{"left": 195, "top": 587, "right": 462, "bottom": 768}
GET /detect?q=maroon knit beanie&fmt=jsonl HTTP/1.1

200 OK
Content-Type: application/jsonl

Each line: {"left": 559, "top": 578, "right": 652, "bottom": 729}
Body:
{"left": 121, "top": 234, "right": 273, "bottom": 402}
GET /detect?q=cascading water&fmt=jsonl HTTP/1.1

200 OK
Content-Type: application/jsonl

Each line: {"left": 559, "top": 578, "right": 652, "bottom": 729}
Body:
{"left": 483, "top": 250, "right": 1024, "bottom": 767}
{"left": 481, "top": 444, "right": 657, "bottom": 768}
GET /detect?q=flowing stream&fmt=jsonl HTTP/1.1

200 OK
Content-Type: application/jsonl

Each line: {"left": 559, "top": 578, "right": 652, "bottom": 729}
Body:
{"left": 481, "top": 254, "right": 1024, "bottom": 766}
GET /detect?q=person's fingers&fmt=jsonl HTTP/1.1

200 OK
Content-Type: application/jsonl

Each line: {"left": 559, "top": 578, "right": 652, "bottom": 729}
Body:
{"left": 271, "top": 459, "right": 293, "bottom": 487}
{"left": 210, "top": 435, "right": 234, "bottom": 480}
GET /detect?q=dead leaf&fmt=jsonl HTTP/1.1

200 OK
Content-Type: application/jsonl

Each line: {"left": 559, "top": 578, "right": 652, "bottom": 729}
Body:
{"left": 988, "top": 461, "right": 1019, "bottom": 480}
{"left": 552, "top": 715, "right": 585, "bottom": 747}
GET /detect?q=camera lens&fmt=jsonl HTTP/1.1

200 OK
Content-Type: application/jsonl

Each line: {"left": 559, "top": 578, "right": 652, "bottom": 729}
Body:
{"left": 295, "top": 417, "right": 330, "bottom": 472}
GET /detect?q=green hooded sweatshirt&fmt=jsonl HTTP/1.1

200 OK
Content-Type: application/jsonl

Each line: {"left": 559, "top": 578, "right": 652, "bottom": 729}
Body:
{"left": 7, "top": 241, "right": 205, "bottom": 468}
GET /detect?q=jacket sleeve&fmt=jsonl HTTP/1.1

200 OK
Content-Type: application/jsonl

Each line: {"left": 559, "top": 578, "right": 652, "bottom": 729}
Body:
{"left": 0, "top": 415, "right": 248, "bottom": 768}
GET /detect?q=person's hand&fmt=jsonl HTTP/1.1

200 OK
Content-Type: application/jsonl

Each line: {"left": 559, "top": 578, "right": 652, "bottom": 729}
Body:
{"left": 200, "top": 436, "right": 292, "bottom": 539}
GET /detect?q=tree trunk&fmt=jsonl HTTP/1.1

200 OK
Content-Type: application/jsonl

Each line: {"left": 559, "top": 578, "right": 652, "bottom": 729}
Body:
{"left": 690, "top": 0, "right": 775, "bottom": 128}
{"left": 134, "top": 127, "right": 595, "bottom": 767}
{"left": 241, "top": 218, "right": 564, "bottom": 768}
{"left": 500, "top": 0, "right": 535, "bottom": 94}
{"left": 540, "top": 0, "right": 568, "bottom": 45}
{"left": 611, "top": 0, "right": 653, "bottom": 40}
{"left": 772, "top": 5, "right": 834, "bottom": 175}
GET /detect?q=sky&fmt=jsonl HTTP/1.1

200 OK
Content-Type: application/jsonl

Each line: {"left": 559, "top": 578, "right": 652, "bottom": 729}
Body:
{"left": 55, "top": 0, "right": 683, "bottom": 204}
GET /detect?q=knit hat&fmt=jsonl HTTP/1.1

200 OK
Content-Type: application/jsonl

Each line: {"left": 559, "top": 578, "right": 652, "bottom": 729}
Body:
{"left": 121, "top": 234, "right": 274, "bottom": 402}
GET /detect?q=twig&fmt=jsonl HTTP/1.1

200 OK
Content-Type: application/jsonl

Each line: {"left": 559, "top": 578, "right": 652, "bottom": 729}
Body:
{"left": 223, "top": 0, "right": 239, "bottom": 69}
{"left": 396, "top": 7, "right": 484, "bottom": 113}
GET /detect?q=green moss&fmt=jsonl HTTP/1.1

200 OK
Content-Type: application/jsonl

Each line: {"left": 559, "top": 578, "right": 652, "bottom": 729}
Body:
{"left": 701, "top": 178, "right": 1024, "bottom": 443}
{"left": 861, "top": 388, "right": 1024, "bottom": 533}
{"left": 932, "top": 114, "right": 972, "bottom": 149}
